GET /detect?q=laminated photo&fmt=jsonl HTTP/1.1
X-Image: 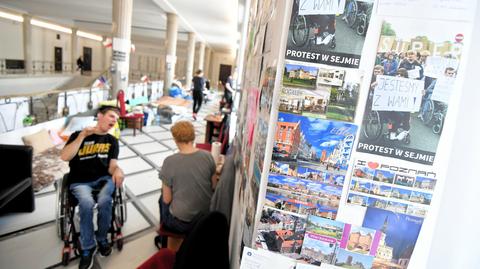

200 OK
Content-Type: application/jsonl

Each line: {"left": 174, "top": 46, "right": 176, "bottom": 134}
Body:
{"left": 281, "top": 62, "right": 363, "bottom": 122}
{"left": 300, "top": 215, "right": 345, "bottom": 265}
{"left": 285, "top": 0, "right": 374, "bottom": 68}
{"left": 283, "top": 64, "right": 318, "bottom": 89}
{"left": 300, "top": 215, "right": 380, "bottom": 268}
{"left": 347, "top": 159, "right": 436, "bottom": 218}
{"left": 279, "top": 87, "right": 304, "bottom": 114}
{"left": 266, "top": 174, "right": 342, "bottom": 219}
{"left": 357, "top": 18, "right": 467, "bottom": 165}
{"left": 362, "top": 207, "right": 424, "bottom": 269}
{"left": 273, "top": 112, "right": 357, "bottom": 172}
{"left": 255, "top": 206, "right": 307, "bottom": 259}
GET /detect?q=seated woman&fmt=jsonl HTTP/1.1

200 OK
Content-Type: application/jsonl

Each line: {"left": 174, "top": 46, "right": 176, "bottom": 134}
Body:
{"left": 159, "top": 121, "right": 217, "bottom": 233}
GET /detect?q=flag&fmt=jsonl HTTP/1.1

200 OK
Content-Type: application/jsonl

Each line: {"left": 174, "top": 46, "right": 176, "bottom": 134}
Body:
{"left": 93, "top": 76, "right": 107, "bottom": 88}
{"left": 103, "top": 38, "right": 112, "bottom": 48}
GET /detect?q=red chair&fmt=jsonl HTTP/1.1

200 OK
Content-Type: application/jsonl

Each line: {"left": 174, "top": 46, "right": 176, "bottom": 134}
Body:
{"left": 196, "top": 126, "right": 229, "bottom": 155}
{"left": 137, "top": 248, "right": 175, "bottom": 269}
{"left": 117, "top": 90, "right": 144, "bottom": 136}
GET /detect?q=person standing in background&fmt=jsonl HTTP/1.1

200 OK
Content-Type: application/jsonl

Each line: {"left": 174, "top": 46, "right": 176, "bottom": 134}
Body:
{"left": 192, "top": 70, "right": 205, "bottom": 120}
{"left": 223, "top": 75, "right": 235, "bottom": 108}
{"left": 76, "top": 56, "right": 84, "bottom": 75}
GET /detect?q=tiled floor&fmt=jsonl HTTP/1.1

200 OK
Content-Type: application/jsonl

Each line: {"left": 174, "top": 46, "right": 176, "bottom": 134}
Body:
{"left": 0, "top": 96, "right": 220, "bottom": 268}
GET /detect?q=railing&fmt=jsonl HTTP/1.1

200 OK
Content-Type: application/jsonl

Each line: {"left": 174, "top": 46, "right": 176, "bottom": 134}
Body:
{"left": 0, "top": 63, "right": 164, "bottom": 134}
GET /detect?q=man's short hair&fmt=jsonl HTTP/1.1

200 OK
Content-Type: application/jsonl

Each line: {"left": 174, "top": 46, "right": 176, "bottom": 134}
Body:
{"left": 373, "top": 65, "right": 384, "bottom": 73}
{"left": 195, "top": 69, "right": 203, "bottom": 75}
{"left": 98, "top": 105, "right": 120, "bottom": 116}
{"left": 171, "top": 121, "right": 195, "bottom": 143}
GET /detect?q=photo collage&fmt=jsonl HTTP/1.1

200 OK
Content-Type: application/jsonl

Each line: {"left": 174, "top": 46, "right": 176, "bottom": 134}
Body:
{"left": 299, "top": 215, "right": 380, "bottom": 269}
{"left": 267, "top": 112, "right": 358, "bottom": 219}
{"left": 244, "top": 1, "right": 469, "bottom": 269}
{"left": 281, "top": 62, "right": 363, "bottom": 122}
{"left": 253, "top": 206, "right": 424, "bottom": 269}
{"left": 346, "top": 159, "right": 437, "bottom": 218}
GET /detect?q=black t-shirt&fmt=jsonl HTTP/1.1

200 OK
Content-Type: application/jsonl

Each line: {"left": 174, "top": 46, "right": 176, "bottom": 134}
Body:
{"left": 192, "top": 76, "right": 205, "bottom": 93}
{"left": 66, "top": 131, "right": 119, "bottom": 184}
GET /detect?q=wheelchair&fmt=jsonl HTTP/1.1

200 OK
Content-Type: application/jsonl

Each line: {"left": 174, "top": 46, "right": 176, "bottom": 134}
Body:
{"left": 55, "top": 174, "right": 127, "bottom": 266}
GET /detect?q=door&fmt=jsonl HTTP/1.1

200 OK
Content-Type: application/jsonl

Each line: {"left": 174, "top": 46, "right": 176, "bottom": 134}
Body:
{"left": 83, "top": 47, "right": 92, "bottom": 72}
{"left": 219, "top": 64, "right": 232, "bottom": 84}
{"left": 54, "top": 47, "right": 62, "bottom": 72}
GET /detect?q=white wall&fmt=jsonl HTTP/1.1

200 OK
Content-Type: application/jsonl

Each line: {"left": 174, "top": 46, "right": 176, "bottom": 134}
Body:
{"left": 129, "top": 40, "right": 190, "bottom": 82}
{"left": 0, "top": 18, "right": 23, "bottom": 59}
{"left": 426, "top": 3, "right": 480, "bottom": 269}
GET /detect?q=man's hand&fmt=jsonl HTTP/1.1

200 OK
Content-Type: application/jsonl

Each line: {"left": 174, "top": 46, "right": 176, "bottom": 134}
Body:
{"left": 112, "top": 168, "right": 124, "bottom": 188}
{"left": 80, "top": 126, "right": 97, "bottom": 138}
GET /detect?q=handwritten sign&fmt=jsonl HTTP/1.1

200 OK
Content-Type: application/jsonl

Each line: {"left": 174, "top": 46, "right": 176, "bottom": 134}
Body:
{"left": 372, "top": 75, "right": 424, "bottom": 112}
{"left": 298, "top": 0, "right": 345, "bottom": 15}
{"left": 431, "top": 76, "right": 455, "bottom": 103}
{"left": 424, "top": 56, "right": 459, "bottom": 78}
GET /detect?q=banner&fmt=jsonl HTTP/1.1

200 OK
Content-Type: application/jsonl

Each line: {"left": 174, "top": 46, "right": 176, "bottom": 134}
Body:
{"left": 431, "top": 76, "right": 455, "bottom": 103}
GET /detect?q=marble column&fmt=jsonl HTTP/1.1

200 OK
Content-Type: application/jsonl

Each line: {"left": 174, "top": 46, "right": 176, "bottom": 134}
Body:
{"left": 197, "top": 41, "right": 205, "bottom": 71}
{"left": 204, "top": 46, "right": 211, "bottom": 79}
{"left": 185, "top": 32, "right": 196, "bottom": 90}
{"left": 111, "top": 0, "right": 133, "bottom": 98}
{"left": 71, "top": 28, "right": 78, "bottom": 73}
{"left": 22, "top": 14, "right": 32, "bottom": 74}
{"left": 163, "top": 12, "right": 178, "bottom": 95}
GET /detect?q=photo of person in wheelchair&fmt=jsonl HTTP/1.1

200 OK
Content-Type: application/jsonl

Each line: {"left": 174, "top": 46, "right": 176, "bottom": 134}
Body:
{"left": 60, "top": 105, "right": 125, "bottom": 269}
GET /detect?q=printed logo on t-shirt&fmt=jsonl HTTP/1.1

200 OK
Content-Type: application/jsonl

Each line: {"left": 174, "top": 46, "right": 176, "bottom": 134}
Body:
{"left": 78, "top": 141, "right": 111, "bottom": 160}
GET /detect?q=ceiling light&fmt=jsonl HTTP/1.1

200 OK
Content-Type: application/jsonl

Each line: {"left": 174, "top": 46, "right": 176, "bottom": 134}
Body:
{"left": 0, "top": 10, "right": 24, "bottom": 22}
{"left": 31, "top": 19, "right": 72, "bottom": 34}
{"left": 77, "top": 30, "right": 103, "bottom": 41}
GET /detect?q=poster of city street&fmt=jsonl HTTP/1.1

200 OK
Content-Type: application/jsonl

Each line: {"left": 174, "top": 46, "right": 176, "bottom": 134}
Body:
{"left": 273, "top": 112, "right": 357, "bottom": 172}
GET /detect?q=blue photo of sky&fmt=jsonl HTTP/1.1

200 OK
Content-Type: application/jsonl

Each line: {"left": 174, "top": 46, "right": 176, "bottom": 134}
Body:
{"left": 277, "top": 112, "right": 358, "bottom": 168}
{"left": 362, "top": 207, "right": 423, "bottom": 260}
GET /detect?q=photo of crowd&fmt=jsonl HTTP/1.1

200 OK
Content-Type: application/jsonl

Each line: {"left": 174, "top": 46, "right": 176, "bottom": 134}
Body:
{"left": 357, "top": 18, "right": 466, "bottom": 164}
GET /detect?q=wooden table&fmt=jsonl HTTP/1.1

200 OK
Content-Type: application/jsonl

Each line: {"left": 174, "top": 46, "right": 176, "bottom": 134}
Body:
{"left": 204, "top": 114, "right": 223, "bottom": 143}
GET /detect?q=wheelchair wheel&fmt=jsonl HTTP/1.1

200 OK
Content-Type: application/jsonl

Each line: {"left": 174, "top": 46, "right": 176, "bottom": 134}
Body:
{"left": 422, "top": 100, "right": 435, "bottom": 124}
{"left": 61, "top": 250, "right": 70, "bottom": 266}
{"left": 345, "top": 0, "right": 358, "bottom": 27}
{"left": 432, "top": 113, "right": 444, "bottom": 134}
{"left": 117, "top": 237, "right": 124, "bottom": 251}
{"left": 291, "top": 15, "right": 309, "bottom": 47}
{"left": 363, "top": 110, "right": 382, "bottom": 141}
{"left": 356, "top": 14, "right": 367, "bottom": 36}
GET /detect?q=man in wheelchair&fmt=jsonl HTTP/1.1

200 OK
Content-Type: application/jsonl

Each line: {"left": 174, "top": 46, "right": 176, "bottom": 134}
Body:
{"left": 60, "top": 105, "right": 125, "bottom": 269}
